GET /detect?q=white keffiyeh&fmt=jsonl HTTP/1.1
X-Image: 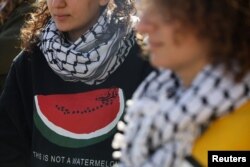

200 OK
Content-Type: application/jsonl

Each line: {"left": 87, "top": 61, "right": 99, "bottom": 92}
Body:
{"left": 113, "top": 65, "right": 250, "bottom": 167}
{"left": 39, "top": 9, "right": 135, "bottom": 85}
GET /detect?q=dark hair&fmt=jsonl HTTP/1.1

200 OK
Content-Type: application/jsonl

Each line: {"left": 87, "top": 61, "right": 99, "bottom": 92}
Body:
{"left": 138, "top": 0, "right": 250, "bottom": 81}
{"left": 20, "top": 0, "right": 136, "bottom": 51}
{"left": 0, "top": 0, "right": 34, "bottom": 24}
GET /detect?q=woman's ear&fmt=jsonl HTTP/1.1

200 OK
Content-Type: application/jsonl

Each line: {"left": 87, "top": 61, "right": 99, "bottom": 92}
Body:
{"left": 99, "top": 0, "right": 109, "bottom": 6}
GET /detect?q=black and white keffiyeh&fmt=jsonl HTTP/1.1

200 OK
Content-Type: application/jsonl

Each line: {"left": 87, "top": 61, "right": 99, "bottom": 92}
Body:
{"left": 112, "top": 65, "right": 250, "bottom": 167}
{"left": 39, "top": 9, "right": 135, "bottom": 85}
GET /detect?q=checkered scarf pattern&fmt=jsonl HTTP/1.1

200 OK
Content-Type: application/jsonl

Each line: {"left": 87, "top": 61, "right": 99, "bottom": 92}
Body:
{"left": 39, "top": 10, "right": 135, "bottom": 85}
{"left": 113, "top": 65, "right": 250, "bottom": 167}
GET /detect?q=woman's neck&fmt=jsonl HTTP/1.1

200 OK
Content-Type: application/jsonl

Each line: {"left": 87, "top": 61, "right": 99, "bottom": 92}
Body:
{"left": 176, "top": 59, "right": 208, "bottom": 88}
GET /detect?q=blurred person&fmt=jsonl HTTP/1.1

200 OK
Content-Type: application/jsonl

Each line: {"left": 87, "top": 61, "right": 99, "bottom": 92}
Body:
{"left": 112, "top": 0, "right": 250, "bottom": 166}
{"left": 0, "top": 0, "right": 34, "bottom": 93}
{"left": 0, "top": 0, "right": 153, "bottom": 166}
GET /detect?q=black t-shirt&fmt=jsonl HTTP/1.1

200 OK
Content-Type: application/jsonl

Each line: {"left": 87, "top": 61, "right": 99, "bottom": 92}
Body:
{"left": 0, "top": 45, "right": 153, "bottom": 167}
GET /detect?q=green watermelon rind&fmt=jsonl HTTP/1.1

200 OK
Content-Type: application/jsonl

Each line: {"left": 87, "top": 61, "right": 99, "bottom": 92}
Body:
{"left": 34, "top": 88, "right": 125, "bottom": 148}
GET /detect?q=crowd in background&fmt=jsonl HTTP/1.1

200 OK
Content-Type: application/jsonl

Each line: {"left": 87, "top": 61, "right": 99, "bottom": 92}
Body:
{"left": 0, "top": 0, "right": 34, "bottom": 93}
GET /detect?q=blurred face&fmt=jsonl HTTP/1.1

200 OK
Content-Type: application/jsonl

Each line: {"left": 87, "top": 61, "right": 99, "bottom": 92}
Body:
{"left": 47, "top": 0, "right": 109, "bottom": 41}
{"left": 136, "top": 3, "right": 209, "bottom": 80}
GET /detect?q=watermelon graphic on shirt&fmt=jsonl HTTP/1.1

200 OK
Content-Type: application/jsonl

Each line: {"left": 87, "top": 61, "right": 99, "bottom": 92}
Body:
{"left": 34, "top": 88, "right": 125, "bottom": 148}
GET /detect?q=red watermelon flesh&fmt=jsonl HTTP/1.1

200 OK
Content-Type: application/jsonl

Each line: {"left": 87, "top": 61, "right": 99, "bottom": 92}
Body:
{"left": 35, "top": 88, "right": 124, "bottom": 136}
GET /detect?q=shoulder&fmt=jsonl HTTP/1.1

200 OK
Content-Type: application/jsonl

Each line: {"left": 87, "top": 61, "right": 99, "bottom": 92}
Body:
{"left": 13, "top": 50, "right": 31, "bottom": 65}
{"left": 12, "top": 46, "right": 41, "bottom": 68}
{"left": 192, "top": 101, "right": 250, "bottom": 165}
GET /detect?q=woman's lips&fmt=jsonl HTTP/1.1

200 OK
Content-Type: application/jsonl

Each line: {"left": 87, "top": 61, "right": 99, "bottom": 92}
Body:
{"left": 54, "top": 14, "right": 70, "bottom": 21}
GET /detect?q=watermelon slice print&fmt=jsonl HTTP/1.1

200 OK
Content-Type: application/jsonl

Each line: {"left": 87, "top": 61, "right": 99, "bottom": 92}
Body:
{"left": 34, "top": 88, "right": 125, "bottom": 148}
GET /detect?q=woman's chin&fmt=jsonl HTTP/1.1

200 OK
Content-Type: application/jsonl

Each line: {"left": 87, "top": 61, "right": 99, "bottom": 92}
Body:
{"left": 149, "top": 54, "right": 163, "bottom": 68}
